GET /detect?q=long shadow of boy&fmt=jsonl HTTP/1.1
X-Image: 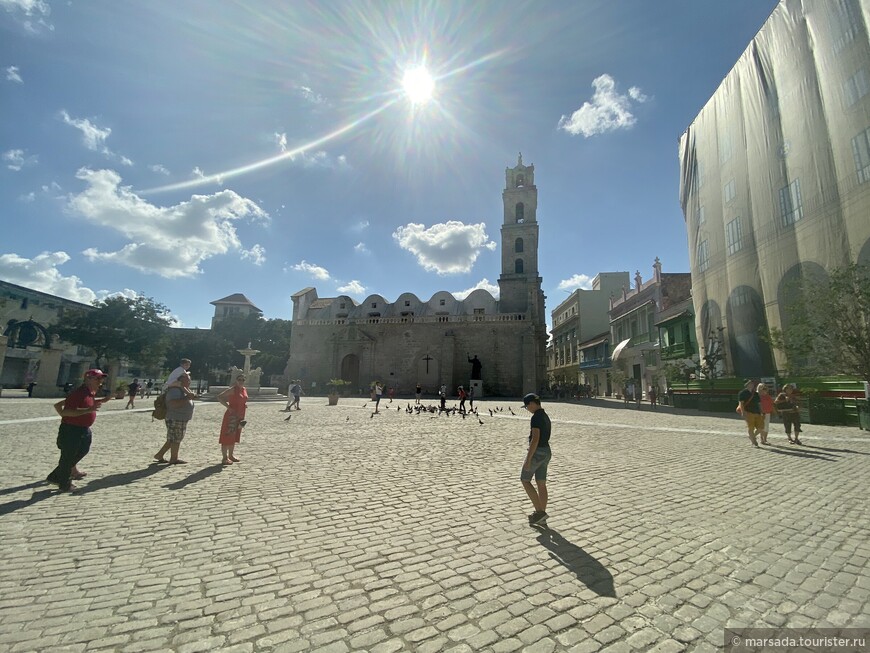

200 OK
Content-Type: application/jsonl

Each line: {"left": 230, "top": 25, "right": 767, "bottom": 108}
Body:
{"left": 535, "top": 527, "right": 616, "bottom": 598}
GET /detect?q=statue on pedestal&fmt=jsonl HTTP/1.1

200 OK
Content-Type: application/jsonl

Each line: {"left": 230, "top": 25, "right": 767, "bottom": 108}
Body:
{"left": 468, "top": 354, "right": 482, "bottom": 381}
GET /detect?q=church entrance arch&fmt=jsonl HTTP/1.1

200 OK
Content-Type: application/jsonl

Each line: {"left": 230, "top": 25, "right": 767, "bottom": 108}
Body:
{"left": 340, "top": 354, "right": 360, "bottom": 389}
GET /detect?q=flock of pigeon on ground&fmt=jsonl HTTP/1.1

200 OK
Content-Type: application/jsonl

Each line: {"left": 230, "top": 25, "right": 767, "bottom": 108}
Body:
{"left": 280, "top": 398, "right": 518, "bottom": 426}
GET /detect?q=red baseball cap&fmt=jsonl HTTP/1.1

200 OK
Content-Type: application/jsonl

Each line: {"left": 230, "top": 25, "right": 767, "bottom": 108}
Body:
{"left": 84, "top": 369, "right": 108, "bottom": 378}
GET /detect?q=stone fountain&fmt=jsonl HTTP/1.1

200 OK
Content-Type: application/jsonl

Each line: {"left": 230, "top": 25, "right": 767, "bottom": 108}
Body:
{"left": 209, "top": 342, "right": 279, "bottom": 399}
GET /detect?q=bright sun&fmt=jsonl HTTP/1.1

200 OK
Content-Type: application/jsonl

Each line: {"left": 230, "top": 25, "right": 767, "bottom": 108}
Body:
{"left": 402, "top": 66, "right": 435, "bottom": 105}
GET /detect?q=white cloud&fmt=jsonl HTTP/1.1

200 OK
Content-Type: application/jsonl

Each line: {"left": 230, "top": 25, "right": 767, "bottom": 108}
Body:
{"left": 68, "top": 168, "right": 268, "bottom": 278}
{"left": 59, "top": 110, "right": 133, "bottom": 164}
{"left": 192, "top": 166, "right": 223, "bottom": 186}
{"left": 296, "top": 85, "right": 327, "bottom": 105}
{"left": 558, "top": 74, "right": 649, "bottom": 138}
{"left": 1, "top": 0, "right": 52, "bottom": 31}
{"left": 3, "top": 148, "right": 37, "bottom": 171}
{"left": 18, "top": 191, "right": 35, "bottom": 202}
{"left": 336, "top": 280, "right": 366, "bottom": 296}
{"left": 5, "top": 65, "right": 22, "bottom": 83}
{"left": 149, "top": 164, "right": 170, "bottom": 175}
{"left": 557, "top": 274, "right": 595, "bottom": 292}
{"left": 274, "top": 132, "right": 288, "bottom": 152}
{"left": 41, "top": 180, "right": 61, "bottom": 196}
{"left": 274, "top": 132, "right": 347, "bottom": 168}
{"left": 291, "top": 260, "right": 330, "bottom": 280}
{"left": 392, "top": 221, "right": 497, "bottom": 275}
{"left": 241, "top": 243, "right": 266, "bottom": 266}
{"left": 454, "top": 278, "right": 500, "bottom": 300}
{"left": 0, "top": 251, "right": 98, "bottom": 304}
{"left": 60, "top": 110, "right": 111, "bottom": 150}
{"left": 354, "top": 242, "right": 369, "bottom": 254}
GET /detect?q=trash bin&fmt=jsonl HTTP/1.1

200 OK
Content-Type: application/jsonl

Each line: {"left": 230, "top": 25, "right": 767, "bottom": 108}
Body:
{"left": 858, "top": 399, "right": 870, "bottom": 431}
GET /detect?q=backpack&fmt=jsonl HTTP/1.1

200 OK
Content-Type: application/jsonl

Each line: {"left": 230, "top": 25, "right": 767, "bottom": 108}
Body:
{"left": 152, "top": 392, "right": 168, "bottom": 421}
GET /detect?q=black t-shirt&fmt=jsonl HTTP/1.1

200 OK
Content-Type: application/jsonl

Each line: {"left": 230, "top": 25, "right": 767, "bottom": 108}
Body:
{"left": 128, "top": 382, "right": 140, "bottom": 395}
{"left": 737, "top": 388, "right": 761, "bottom": 414}
{"left": 530, "top": 409, "right": 551, "bottom": 448}
{"left": 416, "top": 385, "right": 421, "bottom": 394}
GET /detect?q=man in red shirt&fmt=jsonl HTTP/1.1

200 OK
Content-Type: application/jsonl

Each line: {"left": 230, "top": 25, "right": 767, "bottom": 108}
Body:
{"left": 47, "top": 369, "right": 115, "bottom": 492}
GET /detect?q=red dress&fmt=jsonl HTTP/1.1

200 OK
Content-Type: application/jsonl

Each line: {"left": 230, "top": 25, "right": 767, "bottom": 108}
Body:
{"left": 219, "top": 386, "right": 248, "bottom": 444}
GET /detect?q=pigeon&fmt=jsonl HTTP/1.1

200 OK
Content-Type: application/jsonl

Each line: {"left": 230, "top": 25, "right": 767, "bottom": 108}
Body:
{"left": 346, "top": 416, "right": 350, "bottom": 422}
{"left": 284, "top": 415, "right": 292, "bottom": 422}
{"left": 478, "top": 418, "right": 484, "bottom": 425}
{"left": 489, "top": 409, "right": 493, "bottom": 417}
{"left": 397, "top": 406, "right": 400, "bottom": 412}
{"left": 389, "top": 398, "right": 393, "bottom": 403}
{"left": 509, "top": 408, "right": 515, "bottom": 415}
{"left": 363, "top": 403, "right": 368, "bottom": 408}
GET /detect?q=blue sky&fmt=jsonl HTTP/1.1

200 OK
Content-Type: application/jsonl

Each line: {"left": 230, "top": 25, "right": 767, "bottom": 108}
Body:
{"left": 1, "top": 0, "right": 778, "bottom": 329}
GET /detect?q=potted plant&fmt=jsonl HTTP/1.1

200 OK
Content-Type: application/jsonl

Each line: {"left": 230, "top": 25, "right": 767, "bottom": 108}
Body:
{"left": 114, "top": 382, "right": 127, "bottom": 399}
{"left": 326, "top": 379, "right": 350, "bottom": 406}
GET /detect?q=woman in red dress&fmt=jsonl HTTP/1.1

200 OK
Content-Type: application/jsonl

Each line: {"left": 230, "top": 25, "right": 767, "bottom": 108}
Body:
{"left": 218, "top": 374, "right": 247, "bottom": 465}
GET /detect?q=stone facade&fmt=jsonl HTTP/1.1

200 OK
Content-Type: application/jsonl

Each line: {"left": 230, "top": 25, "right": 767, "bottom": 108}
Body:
{"left": 285, "top": 155, "right": 548, "bottom": 397}
{"left": 0, "top": 280, "right": 94, "bottom": 394}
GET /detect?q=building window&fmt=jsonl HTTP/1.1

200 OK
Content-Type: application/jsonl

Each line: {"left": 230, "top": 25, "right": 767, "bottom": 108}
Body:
{"left": 723, "top": 179, "right": 736, "bottom": 203}
{"left": 719, "top": 132, "right": 732, "bottom": 164}
{"left": 696, "top": 204, "right": 705, "bottom": 225}
{"left": 696, "top": 162, "right": 705, "bottom": 190}
{"left": 697, "top": 239, "right": 710, "bottom": 272}
{"left": 371, "top": 302, "right": 377, "bottom": 308}
{"left": 516, "top": 202, "right": 524, "bottom": 222}
{"left": 515, "top": 259, "right": 524, "bottom": 274}
{"left": 851, "top": 126, "right": 870, "bottom": 183}
{"left": 404, "top": 300, "right": 410, "bottom": 306}
{"left": 339, "top": 302, "right": 346, "bottom": 309}
{"left": 516, "top": 175, "right": 524, "bottom": 187}
{"left": 831, "top": 0, "right": 860, "bottom": 54}
{"left": 515, "top": 237, "right": 524, "bottom": 253}
{"left": 439, "top": 299, "right": 446, "bottom": 306}
{"left": 779, "top": 179, "right": 804, "bottom": 226}
{"left": 845, "top": 69, "right": 869, "bottom": 106}
{"left": 725, "top": 217, "right": 743, "bottom": 255}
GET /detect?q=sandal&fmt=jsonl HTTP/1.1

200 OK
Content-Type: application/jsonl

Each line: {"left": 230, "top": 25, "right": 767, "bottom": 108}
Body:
{"left": 229, "top": 455, "right": 240, "bottom": 462}
{"left": 222, "top": 459, "right": 233, "bottom": 466}
{"left": 169, "top": 459, "right": 187, "bottom": 465}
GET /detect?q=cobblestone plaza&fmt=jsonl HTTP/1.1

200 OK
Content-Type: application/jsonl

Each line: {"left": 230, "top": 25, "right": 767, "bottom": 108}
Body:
{"left": 1, "top": 397, "right": 868, "bottom": 652}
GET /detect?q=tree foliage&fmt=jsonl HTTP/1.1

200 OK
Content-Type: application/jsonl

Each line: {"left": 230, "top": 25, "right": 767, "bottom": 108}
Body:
{"left": 211, "top": 315, "right": 292, "bottom": 377}
{"left": 766, "top": 263, "right": 870, "bottom": 384}
{"left": 162, "top": 329, "right": 234, "bottom": 380}
{"left": 53, "top": 295, "right": 173, "bottom": 370}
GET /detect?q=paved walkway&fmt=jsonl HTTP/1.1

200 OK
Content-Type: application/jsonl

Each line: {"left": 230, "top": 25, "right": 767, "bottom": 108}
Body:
{"left": 0, "top": 397, "right": 868, "bottom": 652}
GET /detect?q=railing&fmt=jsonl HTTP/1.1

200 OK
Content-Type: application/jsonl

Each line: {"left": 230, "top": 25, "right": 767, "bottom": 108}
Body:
{"left": 629, "top": 333, "right": 652, "bottom": 346}
{"left": 295, "top": 313, "right": 528, "bottom": 326}
{"left": 660, "top": 342, "right": 695, "bottom": 360}
{"left": 579, "top": 357, "right": 611, "bottom": 369}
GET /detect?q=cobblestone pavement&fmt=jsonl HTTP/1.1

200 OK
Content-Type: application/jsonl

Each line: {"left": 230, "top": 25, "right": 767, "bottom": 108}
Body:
{"left": 0, "top": 396, "right": 868, "bottom": 653}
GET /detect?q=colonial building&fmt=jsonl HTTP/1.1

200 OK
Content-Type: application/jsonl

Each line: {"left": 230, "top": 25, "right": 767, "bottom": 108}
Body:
{"left": 678, "top": 0, "right": 870, "bottom": 377}
{"left": 284, "top": 155, "right": 548, "bottom": 396}
{"left": 210, "top": 293, "right": 262, "bottom": 328}
{"left": 609, "top": 259, "right": 691, "bottom": 395}
{"left": 0, "top": 280, "right": 94, "bottom": 395}
{"left": 548, "top": 271, "right": 628, "bottom": 386}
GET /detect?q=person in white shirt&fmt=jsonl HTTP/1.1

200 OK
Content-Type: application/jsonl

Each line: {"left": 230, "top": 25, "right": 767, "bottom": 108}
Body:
{"left": 165, "top": 359, "right": 192, "bottom": 388}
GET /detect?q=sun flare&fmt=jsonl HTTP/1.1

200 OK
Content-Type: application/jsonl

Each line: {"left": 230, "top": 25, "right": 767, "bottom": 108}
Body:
{"left": 402, "top": 66, "right": 435, "bottom": 105}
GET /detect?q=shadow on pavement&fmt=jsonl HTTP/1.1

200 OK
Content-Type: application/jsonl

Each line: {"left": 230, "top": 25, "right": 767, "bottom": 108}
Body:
{"left": 798, "top": 443, "right": 870, "bottom": 456}
{"left": 0, "top": 480, "right": 46, "bottom": 497}
{"left": 75, "top": 463, "right": 167, "bottom": 494}
{"left": 764, "top": 444, "right": 838, "bottom": 461}
{"left": 164, "top": 464, "right": 223, "bottom": 491}
{"left": 0, "top": 487, "right": 55, "bottom": 516}
{"left": 535, "top": 527, "right": 616, "bottom": 597}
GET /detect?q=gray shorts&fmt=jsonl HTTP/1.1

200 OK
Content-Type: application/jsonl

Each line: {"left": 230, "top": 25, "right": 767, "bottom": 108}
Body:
{"left": 520, "top": 447, "right": 551, "bottom": 482}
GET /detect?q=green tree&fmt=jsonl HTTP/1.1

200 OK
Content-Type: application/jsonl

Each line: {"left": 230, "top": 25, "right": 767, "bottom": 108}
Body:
{"left": 162, "top": 329, "right": 234, "bottom": 381}
{"left": 767, "top": 263, "right": 870, "bottom": 384}
{"left": 211, "top": 314, "right": 292, "bottom": 377}
{"left": 53, "top": 295, "right": 173, "bottom": 370}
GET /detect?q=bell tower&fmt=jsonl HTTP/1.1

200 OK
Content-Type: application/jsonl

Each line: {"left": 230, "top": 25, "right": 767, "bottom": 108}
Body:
{"left": 498, "top": 153, "right": 543, "bottom": 316}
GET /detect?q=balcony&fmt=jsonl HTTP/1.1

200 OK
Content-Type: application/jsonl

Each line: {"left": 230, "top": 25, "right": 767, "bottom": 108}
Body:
{"left": 629, "top": 332, "right": 652, "bottom": 347}
{"left": 661, "top": 341, "right": 695, "bottom": 360}
{"left": 579, "top": 356, "right": 611, "bottom": 370}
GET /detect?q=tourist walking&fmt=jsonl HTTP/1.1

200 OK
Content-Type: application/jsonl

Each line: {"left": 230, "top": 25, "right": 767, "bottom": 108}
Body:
{"left": 439, "top": 384, "right": 447, "bottom": 412}
{"left": 757, "top": 382, "right": 775, "bottom": 445}
{"left": 648, "top": 385, "right": 657, "bottom": 408}
{"left": 774, "top": 383, "right": 803, "bottom": 444}
{"left": 145, "top": 379, "right": 154, "bottom": 397}
{"left": 218, "top": 374, "right": 248, "bottom": 465}
{"left": 125, "top": 378, "right": 141, "bottom": 409}
{"left": 458, "top": 385, "right": 468, "bottom": 414}
{"left": 282, "top": 380, "right": 302, "bottom": 411}
{"left": 46, "top": 369, "right": 115, "bottom": 492}
{"left": 154, "top": 372, "right": 196, "bottom": 464}
{"left": 468, "top": 385, "right": 475, "bottom": 412}
{"left": 374, "top": 381, "right": 384, "bottom": 413}
{"left": 415, "top": 383, "right": 422, "bottom": 405}
{"left": 737, "top": 378, "right": 764, "bottom": 447}
{"left": 521, "top": 393, "right": 551, "bottom": 526}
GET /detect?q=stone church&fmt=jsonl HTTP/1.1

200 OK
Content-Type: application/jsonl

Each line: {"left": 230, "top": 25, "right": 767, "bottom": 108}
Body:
{"left": 285, "top": 155, "right": 548, "bottom": 397}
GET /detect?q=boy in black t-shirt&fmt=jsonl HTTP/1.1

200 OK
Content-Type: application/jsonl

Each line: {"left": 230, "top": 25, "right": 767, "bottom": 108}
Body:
{"left": 521, "top": 393, "right": 551, "bottom": 526}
